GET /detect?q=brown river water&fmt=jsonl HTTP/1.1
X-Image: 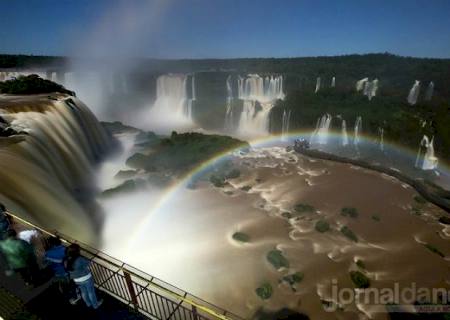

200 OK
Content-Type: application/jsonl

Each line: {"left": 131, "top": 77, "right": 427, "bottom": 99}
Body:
{"left": 104, "top": 146, "right": 450, "bottom": 320}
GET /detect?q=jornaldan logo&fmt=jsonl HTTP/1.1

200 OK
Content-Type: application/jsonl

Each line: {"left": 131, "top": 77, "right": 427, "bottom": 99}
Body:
{"left": 324, "top": 279, "right": 450, "bottom": 313}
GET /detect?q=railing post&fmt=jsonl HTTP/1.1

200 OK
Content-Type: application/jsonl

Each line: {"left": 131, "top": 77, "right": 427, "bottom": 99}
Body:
{"left": 123, "top": 270, "right": 138, "bottom": 310}
{"left": 192, "top": 305, "right": 199, "bottom": 320}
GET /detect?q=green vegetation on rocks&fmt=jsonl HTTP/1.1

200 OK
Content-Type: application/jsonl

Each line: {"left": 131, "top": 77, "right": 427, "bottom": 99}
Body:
{"left": 209, "top": 174, "right": 226, "bottom": 188}
{"left": 340, "top": 226, "right": 358, "bottom": 242}
{"left": 294, "top": 203, "right": 315, "bottom": 214}
{"left": 350, "top": 271, "right": 371, "bottom": 288}
{"left": 232, "top": 232, "right": 250, "bottom": 243}
{"left": 101, "top": 179, "right": 146, "bottom": 197}
{"left": 356, "top": 260, "right": 366, "bottom": 269}
{"left": 114, "top": 170, "right": 137, "bottom": 180}
{"left": 371, "top": 215, "right": 381, "bottom": 222}
{"left": 438, "top": 216, "right": 450, "bottom": 225}
{"left": 341, "top": 207, "right": 359, "bottom": 218}
{"left": 267, "top": 249, "right": 289, "bottom": 269}
{"left": 225, "top": 169, "right": 241, "bottom": 179}
{"left": 424, "top": 244, "right": 445, "bottom": 258}
{"left": 414, "top": 195, "right": 427, "bottom": 204}
{"left": 282, "top": 272, "right": 304, "bottom": 286}
{"left": 255, "top": 283, "right": 273, "bottom": 300}
{"left": 0, "top": 74, "right": 73, "bottom": 95}
{"left": 126, "top": 132, "right": 248, "bottom": 177}
{"left": 315, "top": 220, "right": 330, "bottom": 233}
{"left": 240, "top": 185, "right": 252, "bottom": 192}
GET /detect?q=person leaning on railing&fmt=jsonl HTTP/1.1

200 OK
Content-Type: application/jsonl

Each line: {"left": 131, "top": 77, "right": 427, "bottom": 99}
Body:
{"left": 44, "top": 236, "right": 81, "bottom": 304}
{"left": 65, "top": 243, "right": 103, "bottom": 309}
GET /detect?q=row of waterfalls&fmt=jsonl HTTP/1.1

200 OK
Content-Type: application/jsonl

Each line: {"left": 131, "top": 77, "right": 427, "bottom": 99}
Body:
{"left": 309, "top": 114, "right": 438, "bottom": 170}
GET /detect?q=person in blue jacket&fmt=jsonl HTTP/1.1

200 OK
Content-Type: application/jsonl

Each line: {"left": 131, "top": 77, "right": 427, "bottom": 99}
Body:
{"left": 66, "top": 243, "right": 102, "bottom": 309}
{"left": 44, "top": 237, "right": 80, "bottom": 304}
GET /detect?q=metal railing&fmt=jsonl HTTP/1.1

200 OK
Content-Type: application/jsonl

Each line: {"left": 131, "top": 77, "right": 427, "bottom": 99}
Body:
{"left": 5, "top": 212, "right": 243, "bottom": 320}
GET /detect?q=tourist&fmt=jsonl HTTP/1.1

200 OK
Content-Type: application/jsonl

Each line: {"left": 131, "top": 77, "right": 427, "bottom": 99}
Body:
{"left": 0, "top": 229, "right": 39, "bottom": 285}
{"left": 44, "top": 236, "right": 80, "bottom": 304}
{"left": 0, "top": 204, "right": 10, "bottom": 240}
{"left": 66, "top": 243, "right": 102, "bottom": 309}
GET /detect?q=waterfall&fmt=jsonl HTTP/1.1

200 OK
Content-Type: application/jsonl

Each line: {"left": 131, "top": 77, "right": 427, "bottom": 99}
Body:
{"left": 51, "top": 72, "right": 58, "bottom": 83}
{"left": 224, "top": 75, "right": 234, "bottom": 131}
{"left": 425, "top": 81, "right": 434, "bottom": 101}
{"left": 281, "top": 109, "right": 291, "bottom": 141}
{"left": 310, "top": 114, "right": 332, "bottom": 145}
{"left": 0, "top": 95, "right": 112, "bottom": 244}
{"left": 356, "top": 78, "right": 369, "bottom": 91}
{"left": 146, "top": 74, "right": 195, "bottom": 132}
{"left": 356, "top": 78, "right": 378, "bottom": 100}
{"left": 407, "top": 80, "right": 421, "bottom": 105}
{"left": 353, "top": 116, "right": 362, "bottom": 145}
{"left": 238, "top": 100, "right": 274, "bottom": 136}
{"left": 315, "top": 77, "right": 321, "bottom": 93}
{"left": 342, "top": 120, "right": 349, "bottom": 146}
{"left": 191, "top": 75, "right": 196, "bottom": 101}
{"left": 236, "top": 74, "right": 284, "bottom": 136}
{"left": 237, "top": 74, "right": 284, "bottom": 102}
{"left": 367, "top": 79, "right": 378, "bottom": 100}
{"left": 415, "top": 135, "right": 438, "bottom": 170}
{"left": 378, "top": 127, "right": 384, "bottom": 151}
{"left": 331, "top": 77, "right": 336, "bottom": 88}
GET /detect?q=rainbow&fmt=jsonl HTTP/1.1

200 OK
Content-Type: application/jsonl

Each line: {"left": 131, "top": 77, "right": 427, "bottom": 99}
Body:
{"left": 126, "top": 130, "right": 450, "bottom": 248}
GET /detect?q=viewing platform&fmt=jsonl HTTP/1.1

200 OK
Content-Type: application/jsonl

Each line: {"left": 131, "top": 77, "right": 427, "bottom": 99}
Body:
{"left": 0, "top": 212, "right": 242, "bottom": 320}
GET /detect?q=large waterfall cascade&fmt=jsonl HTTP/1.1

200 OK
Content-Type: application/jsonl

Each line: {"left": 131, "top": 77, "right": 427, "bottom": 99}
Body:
{"left": 331, "top": 77, "right": 336, "bottom": 88}
{"left": 281, "top": 109, "right": 291, "bottom": 141}
{"left": 145, "top": 74, "right": 196, "bottom": 132}
{"left": 353, "top": 116, "right": 362, "bottom": 146}
{"left": 235, "top": 74, "right": 285, "bottom": 136}
{"left": 407, "top": 80, "right": 421, "bottom": 105}
{"left": 0, "top": 95, "right": 112, "bottom": 244}
{"left": 310, "top": 114, "right": 332, "bottom": 145}
{"left": 415, "top": 135, "right": 438, "bottom": 170}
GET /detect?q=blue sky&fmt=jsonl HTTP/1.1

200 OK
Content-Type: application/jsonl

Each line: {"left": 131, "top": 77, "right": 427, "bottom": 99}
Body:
{"left": 1, "top": 0, "right": 450, "bottom": 59}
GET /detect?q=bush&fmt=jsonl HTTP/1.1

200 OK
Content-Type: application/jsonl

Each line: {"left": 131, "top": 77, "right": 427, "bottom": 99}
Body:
{"left": 282, "top": 272, "right": 304, "bottom": 285}
{"left": 424, "top": 244, "right": 445, "bottom": 258}
{"left": 267, "top": 249, "right": 289, "bottom": 269}
{"left": 0, "top": 74, "right": 73, "bottom": 95}
{"left": 315, "top": 220, "right": 330, "bottom": 233}
{"left": 438, "top": 216, "right": 450, "bottom": 225}
{"left": 232, "top": 232, "right": 250, "bottom": 243}
{"left": 341, "top": 226, "right": 358, "bottom": 242}
{"left": 209, "top": 174, "right": 226, "bottom": 188}
{"left": 341, "top": 207, "right": 359, "bottom": 218}
{"left": 356, "top": 260, "right": 366, "bottom": 269}
{"left": 413, "top": 195, "right": 427, "bottom": 204}
{"left": 255, "top": 283, "right": 273, "bottom": 300}
{"left": 294, "top": 203, "right": 315, "bottom": 214}
{"left": 371, "top": 215, "right": 381, "bottom": 222}
{"left": 240, "top": 185, "right": 252, "bottom": 192}
{"left": 350, "top": 271, "right": 370, "bottom": 288}
{"left": 225, "top": 169, "right": 241, "bottom": 179}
